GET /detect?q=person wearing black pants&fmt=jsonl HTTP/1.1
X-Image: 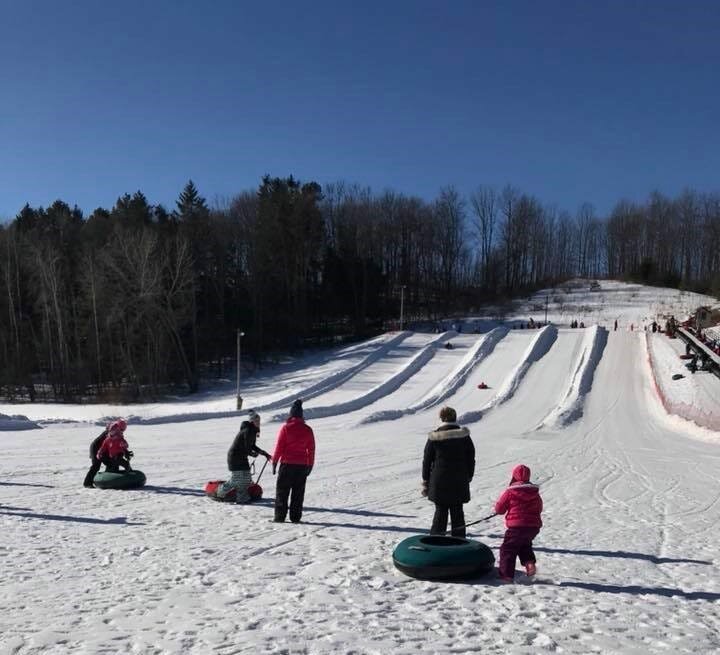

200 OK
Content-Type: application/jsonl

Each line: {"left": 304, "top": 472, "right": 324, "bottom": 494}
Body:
{"left": 271, "top": 399, "right": 316, "bottom": 523}
{"left": 274, "top": 463, "right": 310, "bottom": 523}
{"left": 430, "top": 503, "right": 466, "bottom": 538}
{"left": 421, "top": 406, "right": 475, "bottom": 538}
{"left": 83, "top": 429, "right": 109, "bottom": 487}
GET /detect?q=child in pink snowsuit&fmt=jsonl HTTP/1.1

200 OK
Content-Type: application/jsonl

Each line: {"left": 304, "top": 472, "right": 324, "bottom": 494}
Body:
{"left": 96, "top": 419, "right": 133, "bottom": 472}
{"left": 494, "top": 464, "right": 543, "bottom": 581}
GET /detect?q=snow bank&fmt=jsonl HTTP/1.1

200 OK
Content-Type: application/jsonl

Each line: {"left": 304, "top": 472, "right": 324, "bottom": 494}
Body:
{"left": 458, "top": 325, "right": 559, "bottom": 424}
{"left": 0, "top": 413, "right": 41, "bottom": 431}
{"left": 280, "top": 332, "right": 456, "bottom": 421}
{"left": 78, "top": 331, "right": 417, "bottom": 427}
{"left": 539, "top": 325, "right": 608, "bottom": 428}
{"left": 110, "top": 410, "right": 243, "bottom": 426}
{"left": 258, "top": 330, "right": 414, "bottom": 413}
{"left": 360, "top": 327, "right": 509, "bottom": 424}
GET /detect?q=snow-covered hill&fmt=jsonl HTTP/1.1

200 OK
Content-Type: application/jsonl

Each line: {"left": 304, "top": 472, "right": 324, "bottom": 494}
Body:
{"left": 1, "top": 281, "right": 719, "bottom": 654}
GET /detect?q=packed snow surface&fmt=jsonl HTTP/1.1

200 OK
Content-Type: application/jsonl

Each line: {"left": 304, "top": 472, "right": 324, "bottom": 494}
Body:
{"left": 1, "top": 280, "right": 719, "bottom": 654}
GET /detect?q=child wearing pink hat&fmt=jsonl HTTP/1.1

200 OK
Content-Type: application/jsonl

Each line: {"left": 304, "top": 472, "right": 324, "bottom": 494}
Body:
{"left": 494, "top": 464, "right": 543, "bottom": 582}
{"left": 96, "top": 419, "right": 133, "bottom": 473}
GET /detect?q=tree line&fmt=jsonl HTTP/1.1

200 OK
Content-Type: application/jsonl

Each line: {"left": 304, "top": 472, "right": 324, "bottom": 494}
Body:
{"left": 1, "top": 177, "right": 718, "bottom": 402}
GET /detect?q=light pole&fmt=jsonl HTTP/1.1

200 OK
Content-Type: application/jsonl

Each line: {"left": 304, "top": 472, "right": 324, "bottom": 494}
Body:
{"left": 400, "top": 285, "right": 407, "bottom": 330}
{"left": 236, "top": 330, "right": 245, "bottom": 410}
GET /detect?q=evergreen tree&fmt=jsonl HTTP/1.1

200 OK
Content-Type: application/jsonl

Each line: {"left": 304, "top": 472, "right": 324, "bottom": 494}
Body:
{"left": 174, "top": 180, "right": 208, "bottom": 222}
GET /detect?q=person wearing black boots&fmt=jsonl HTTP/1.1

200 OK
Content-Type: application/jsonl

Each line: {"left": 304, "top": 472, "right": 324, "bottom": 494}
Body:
{"left": 421, "top": 406, "right": 475, "bottom": 537}
{"left": 83, "top": 426, "right": 110, "bottom": 488}
{"left": 271, "top": 399, "right": 316, "bottom": 523}
{"left": 216, "top": 410, "right": 271, "bottom": 503}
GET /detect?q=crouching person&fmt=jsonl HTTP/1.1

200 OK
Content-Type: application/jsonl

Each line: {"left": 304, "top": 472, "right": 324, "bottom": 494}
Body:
{"left": 96, "top": 419, "right": 133, "bottom": 473}
{"left": 217, "top": 410, "right": 271, "bottom": 503}
{"left": 272, "top": 400, "right": 315, "bottom": 523}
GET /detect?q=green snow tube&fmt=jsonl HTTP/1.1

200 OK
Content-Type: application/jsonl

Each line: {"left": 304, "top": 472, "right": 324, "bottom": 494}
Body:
{"left": 93, "top": 470, "right": 147, "bottom": 490}
{"left": 393, "top": 535, "right": 495, "bottom": 580}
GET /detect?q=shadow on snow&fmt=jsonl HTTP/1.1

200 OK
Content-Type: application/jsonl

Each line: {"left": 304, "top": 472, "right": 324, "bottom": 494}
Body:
{"left": 304, "top": 505, "right": 416, "bottom": 519}
{"left": 533, "top": 545, "right": 712, "bottom": 566}
{"left": 0, "top": 510, "right": 144, "bottom": 525}
{"left": 141, "top": 485, "right": 206, "bottom": 497}
{"left": 299, "top": 520, "right": 424, "bottom": 534}
{"left": 551, "top": 580, "right": 720, "bottom": 601}
{"left": 0, "top": 481, "right": 54, "bottom": 488}
{"left": 252, "top": 500, "right": 416, "bottom": 520}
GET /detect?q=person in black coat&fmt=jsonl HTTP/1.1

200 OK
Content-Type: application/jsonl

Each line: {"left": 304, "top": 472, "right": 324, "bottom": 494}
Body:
{"left": 217, "top": 410, "right": 271, "bottom": 503}
{"left": 83, "top": 428, "right": 109, "bottom": 487}
{"left": 421, "top": 406, "right": 475, "bottom": 537}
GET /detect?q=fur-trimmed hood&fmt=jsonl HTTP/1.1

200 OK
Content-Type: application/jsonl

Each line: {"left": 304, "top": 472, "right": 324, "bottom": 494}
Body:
{"left": 505, "top": 482, "right": 539, "bottom": 491}
{"left": 428, "top": 423, "right": 470, "bottom": 441}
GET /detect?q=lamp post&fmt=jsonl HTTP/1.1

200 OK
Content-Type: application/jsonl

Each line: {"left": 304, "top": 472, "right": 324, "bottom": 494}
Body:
{"left": 400, "top": 285, "right": 407, "bottom": 330}
{"left": 236, "top": 330, "right": 245, "bottom": 410}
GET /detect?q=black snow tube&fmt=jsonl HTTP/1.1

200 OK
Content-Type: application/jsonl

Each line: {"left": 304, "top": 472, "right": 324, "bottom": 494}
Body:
{"left": 393, "top": 535, "right": 495, "bottom": 580}
{"left": 93, "top": 470, "right": 147, "bottom": 490}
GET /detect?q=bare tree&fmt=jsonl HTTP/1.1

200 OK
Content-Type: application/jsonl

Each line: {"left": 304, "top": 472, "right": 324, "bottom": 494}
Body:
{"left": 575, "top": 203, "right": 595, "bottom": 277}
{"left": 469, "top": 186, "right": 499, "bottom": 288}
{"left": 433, "top": 187, "right": 468, "bottom": 306}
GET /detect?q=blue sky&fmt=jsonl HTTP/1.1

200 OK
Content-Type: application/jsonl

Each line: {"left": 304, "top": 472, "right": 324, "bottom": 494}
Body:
{"left": 1, "top": 0, "right": 719, "bottom": 220}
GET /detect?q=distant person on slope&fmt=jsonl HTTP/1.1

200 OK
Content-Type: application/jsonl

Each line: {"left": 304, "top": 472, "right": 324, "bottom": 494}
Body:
{"left": 494, "top": 464, "right": 543, "bottom": 582}
{"left": 421, "top": 406, "right": 475, "bottom": 537}
{"left": 271, "top": 399, "right": 315, "bottom": 523}
{"left": 217, "top": 410, "right": 271, "bottom": 503}
{"left": 95, "top": 419, "right": 133, "bottom": 473}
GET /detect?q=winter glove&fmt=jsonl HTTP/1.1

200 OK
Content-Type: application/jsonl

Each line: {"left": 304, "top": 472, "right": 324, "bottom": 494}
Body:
{"left": 264, "top": 451, "right": 272, "bottom": 460}
{"left": 126, "top": 451, "right": 134, "bottom": 459}
{"left": 305, "top": 466, "right": 313, "bottom": 477}
{"left": 420, "top": 481, "right": 428, "bottom": 497}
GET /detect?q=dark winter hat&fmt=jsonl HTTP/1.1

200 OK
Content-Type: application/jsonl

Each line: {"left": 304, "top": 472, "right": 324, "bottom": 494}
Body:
{"left": 248, "top": 410, "right": 261, "bottom": 423}
{"left": 511, "top": 464, "right": 531, "bottom": 483}
{"left": 289, "top": 399, "right": 303, "bottom": 419}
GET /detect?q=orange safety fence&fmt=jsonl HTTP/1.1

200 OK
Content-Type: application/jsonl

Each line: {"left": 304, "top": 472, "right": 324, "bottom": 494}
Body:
{"left": 646, "top": 333, "right": 720, "bottom": 432}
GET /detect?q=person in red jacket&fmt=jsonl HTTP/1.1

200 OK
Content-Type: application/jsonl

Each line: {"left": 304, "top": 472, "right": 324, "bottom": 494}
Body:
{"left": 494, "top": 464, "right": 543, "bottom": 582}
{"left": 96, "top": 419, "right": 133, "bottom": 473}
{"left": 271, "top": 399, "right": 315, "bottom": 523}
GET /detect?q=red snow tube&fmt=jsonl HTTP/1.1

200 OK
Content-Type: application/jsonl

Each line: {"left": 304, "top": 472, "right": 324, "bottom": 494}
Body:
{"left": 247, "top": 483, "right": 263, "bottom": 500}
{"left": 204, "top": 480, "right": 223, "bottom": 496}
{"left": 204, "top": 479, "right": 236, "bottom": 501}
{"left": 204, "top": 479, "right": 263, "bottom": 501}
